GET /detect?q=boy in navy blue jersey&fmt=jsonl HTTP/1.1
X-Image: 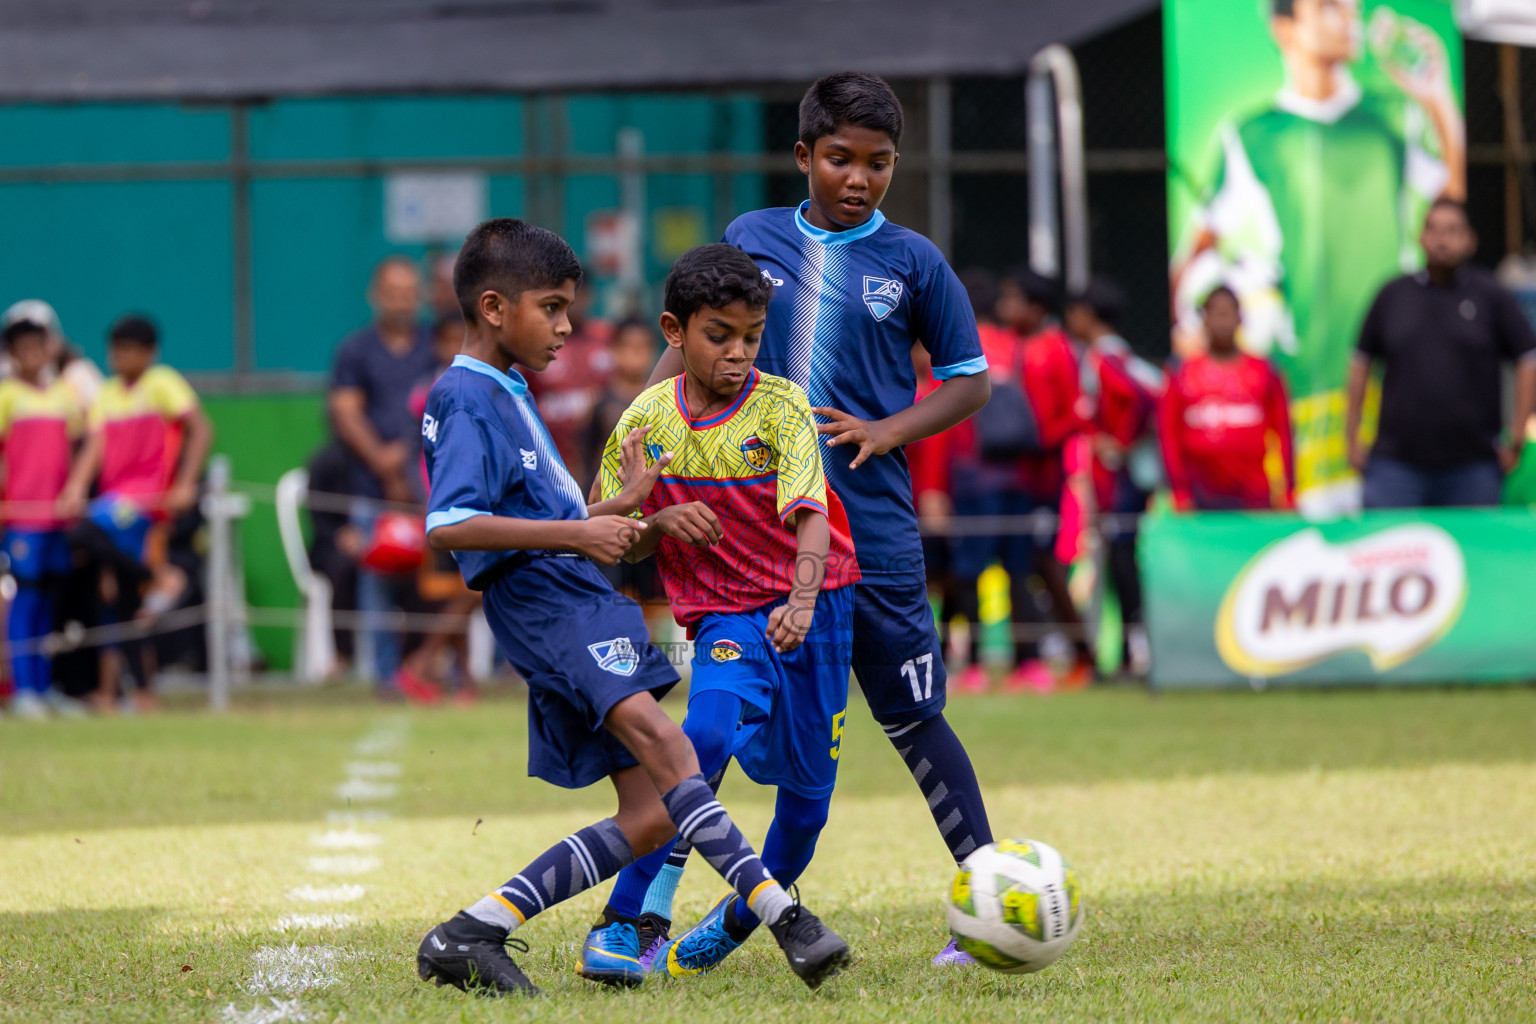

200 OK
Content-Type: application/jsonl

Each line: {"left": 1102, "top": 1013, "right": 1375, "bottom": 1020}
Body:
{"left": 415, "top": 218, "right": 850, "bottom": 996}
{"left": 647, "top": 73, "right": 996, "bottom": 965}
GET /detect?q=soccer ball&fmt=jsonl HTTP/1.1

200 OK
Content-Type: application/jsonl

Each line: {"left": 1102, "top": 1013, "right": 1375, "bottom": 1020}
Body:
{"left": 946, "top": 838, "right": 1084, "bottom": 973}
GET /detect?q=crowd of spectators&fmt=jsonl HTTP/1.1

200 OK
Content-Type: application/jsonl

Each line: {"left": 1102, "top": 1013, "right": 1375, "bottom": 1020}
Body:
{"left": 0, "top": 302, "right": 211, "bottom": 720}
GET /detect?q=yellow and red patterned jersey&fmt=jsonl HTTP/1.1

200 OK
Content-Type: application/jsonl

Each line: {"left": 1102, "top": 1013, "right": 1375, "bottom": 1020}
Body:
{"left": 598, "top": 367, "right": 858, "bottom": 626}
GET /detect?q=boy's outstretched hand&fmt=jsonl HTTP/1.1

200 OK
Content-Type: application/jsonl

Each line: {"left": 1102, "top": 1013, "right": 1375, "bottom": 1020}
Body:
{"left": 574, "top": 515, "right": 649, "bottom": 565}
{"left": 815, "top": 407, "right": 898, "bottom": 470}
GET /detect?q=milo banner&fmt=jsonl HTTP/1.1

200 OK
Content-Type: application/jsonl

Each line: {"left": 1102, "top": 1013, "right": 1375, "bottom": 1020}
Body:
{"left": 1143, "top": 510, "right": 1536, "bottom": 688}
{"left": 1165, "top": 0, "right": 1464, "bottom": 515}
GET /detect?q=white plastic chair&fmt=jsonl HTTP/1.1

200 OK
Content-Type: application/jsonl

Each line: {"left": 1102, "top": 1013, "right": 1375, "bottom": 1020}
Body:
{"left": 275, "top": 467, "right": 337, "bottom": 684}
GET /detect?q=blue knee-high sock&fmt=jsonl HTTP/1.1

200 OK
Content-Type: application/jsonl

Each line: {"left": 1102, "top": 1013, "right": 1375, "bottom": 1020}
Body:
{"left": 605, "top": 690, "right": 741, "bottom": 920}
{"left": 885, "top": 713, "right": 993, "bottom": 863}
{"left": 730, "top": 788, "right": 831, "bottom": 931}
{"left": 463, "top": 817, "right": 634, "bottom": 933}
{"left": 8, "top": 582, "right": 50, "bottom": 695}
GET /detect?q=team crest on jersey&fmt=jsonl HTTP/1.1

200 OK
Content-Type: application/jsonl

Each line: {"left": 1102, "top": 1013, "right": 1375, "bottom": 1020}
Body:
{"left": 588, "top": 637, "right": 640, "bottom": 677}
{"left": 710, "top": 639, "right": 743, "bottom": 663}
{"left": 740, "top": 435, "right": 772, "bottom": 471}
{"left": 520, "top": 448, "right": 538, "bottom": 471}
{"left": 862, "top": 276, "right": 903, "bottom": 322}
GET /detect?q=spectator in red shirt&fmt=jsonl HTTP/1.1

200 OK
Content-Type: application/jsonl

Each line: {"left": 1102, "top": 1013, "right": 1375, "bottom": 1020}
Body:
{"left": 1161, "top": 287, "right": 1295, "bottom": 511}
{"left": 941, "top": 269, "right": 1057, "bottom": 694}
{"left": 1064, "top": 278, "right": 1160, "bottom": 676}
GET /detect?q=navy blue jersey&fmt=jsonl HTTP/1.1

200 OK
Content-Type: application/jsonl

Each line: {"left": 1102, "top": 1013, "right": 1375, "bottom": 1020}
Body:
{"left": 723, "top": 203, "right": 987, "bottom": 583}
{"left": 422, "top": 354, "right": 589, "bottom": 590}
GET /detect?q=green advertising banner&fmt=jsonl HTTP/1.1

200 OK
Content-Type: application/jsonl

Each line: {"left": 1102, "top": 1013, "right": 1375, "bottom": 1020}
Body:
{"left": 1165, "top": 0, "right": 1464, "bottom": 516}
{"left": 1143, "top": 509, "right": 1536, "bottom": 689}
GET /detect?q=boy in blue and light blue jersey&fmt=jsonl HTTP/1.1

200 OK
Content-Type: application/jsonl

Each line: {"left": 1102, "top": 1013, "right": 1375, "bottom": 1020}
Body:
{"left": 646, "top": 73, "right": 996, "bottom": 967}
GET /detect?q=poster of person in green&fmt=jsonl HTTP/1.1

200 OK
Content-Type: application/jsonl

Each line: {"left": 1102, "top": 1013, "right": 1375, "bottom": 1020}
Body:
{"left": 1167, "top": 0, "right": 1464, "bottom": 514}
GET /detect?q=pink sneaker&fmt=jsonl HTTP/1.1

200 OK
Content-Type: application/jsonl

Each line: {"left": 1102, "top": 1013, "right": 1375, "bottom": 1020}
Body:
{"left": 1004, "top": 659, "right": 1056, "bottom": 694}
{"left": 954, "top": 664, "right": 988, "bottom": 693}
{"left": 932, "top": 937, "right": 977, "bottom": 966}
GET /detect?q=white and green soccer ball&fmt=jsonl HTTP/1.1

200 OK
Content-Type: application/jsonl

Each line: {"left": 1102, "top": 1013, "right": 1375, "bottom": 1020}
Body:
{"left": 947, "top": 838, "right": 1084, "bottom": 974}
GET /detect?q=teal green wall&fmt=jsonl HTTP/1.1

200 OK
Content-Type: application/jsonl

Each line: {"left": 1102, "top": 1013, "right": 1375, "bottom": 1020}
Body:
{"left": 0, "top": 93, "right": 765, "bottom": 375}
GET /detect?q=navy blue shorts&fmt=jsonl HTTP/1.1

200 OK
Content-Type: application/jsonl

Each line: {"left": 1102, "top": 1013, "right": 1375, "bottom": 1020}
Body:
{"left": 481, "top": 557, "right": 679, "bottom": 790}
{"left": 690, "top": 585, "right": 854, "bottom": 800}
{"left": 850, "top": 579, "right": 947, "bottom": 726}
{"left": 88, "top": 495, "right": 153, "bottom": 562}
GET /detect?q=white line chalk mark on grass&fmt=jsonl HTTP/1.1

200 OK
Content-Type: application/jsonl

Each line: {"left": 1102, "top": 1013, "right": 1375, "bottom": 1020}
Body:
{"left": 325, "top": 809, "right": 391, "bottom": 825}
{"left": 221, "top": 998, "right": 311, "bottom": 1024}
{"left": 245, "top": 944, "right": 366, "bottom": 995}
{"left": 286, "top": 884, "right": 366, "bottom": 904}
{"left": 311, "top": 830, "right": 382, "bottom": 849}
{"left": 230, "top": 721, "right": 406, "bottom": 1024}
{"left": 344, "top": 761, "right": 402, "bottom": 778}
{"left": 306, "top": 855, "right": 381, "bottom": 876}
{"left": 334, "top": 778, "right": 398, "bottom": 801}
{"left": 274, "top": 914, "right": 358, "bottom": 932}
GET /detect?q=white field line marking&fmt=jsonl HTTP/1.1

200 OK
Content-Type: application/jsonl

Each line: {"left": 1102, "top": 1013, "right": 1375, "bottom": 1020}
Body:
{"left": 286, "top": 884, "right": 366, "bottom": 904}
{"left": 325, "top": 809, "right": 391, "bottom": 825}
{"left": 343, "top": 761, "right": 402, "bottom": 778}
{"left": 274, "top": 914, "right": 357, "bottom": 932}
{"left": 245, "top": 944, "right": 365, "bottom": 995}
{"left": 231, "top": 722, "right": 405, "bottom": 1023}
{"left": 334, "top": 778, "right": 398, "bottom": 801}
{"left": 220, "top": 999, "right": 310, "bottom": 1024}
{"left": 352, "top": 722, "right": 407, "bottom": 756}
{"left": 306, "top": 855, "right": 380, "bottom": 876}
{"left": 311, "top": 830, "right": 382, "bottom": 849}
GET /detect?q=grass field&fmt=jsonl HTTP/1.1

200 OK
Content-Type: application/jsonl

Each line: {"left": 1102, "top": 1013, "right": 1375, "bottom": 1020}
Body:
{"left": 3, "top": 684, "right": 1535, "bottom": 1023}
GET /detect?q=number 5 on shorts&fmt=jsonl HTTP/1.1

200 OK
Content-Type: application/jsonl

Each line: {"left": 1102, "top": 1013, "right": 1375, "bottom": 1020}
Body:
{"left": 901, "top": 653, "right": 934, "bottom": 701}
{"left": 829, "top": 709, "right": 847, "bottom": 760}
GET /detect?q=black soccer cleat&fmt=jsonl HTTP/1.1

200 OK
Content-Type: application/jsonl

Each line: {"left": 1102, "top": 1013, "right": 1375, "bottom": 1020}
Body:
{"left": 416, "top": 912, "right": 539, "bottom": 997}
{"left": 766, "top": 898, "right": 851, "bottom": 990}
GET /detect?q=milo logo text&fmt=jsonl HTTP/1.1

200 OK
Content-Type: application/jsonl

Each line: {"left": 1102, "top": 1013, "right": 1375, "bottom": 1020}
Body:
{"left": 1215, "top": 525, "right": 1466, "bottom": 676}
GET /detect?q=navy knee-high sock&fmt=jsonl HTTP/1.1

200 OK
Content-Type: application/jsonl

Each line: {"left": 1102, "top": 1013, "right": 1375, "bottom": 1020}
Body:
{"left": 730, "top": 788, "right": 831, "bottom": 931}
{"left": 885, "top": 714, "right": 992, "bottom": 863}
{"left": 464, "top": 817, "right": 635, "bottom": 933}
{"left": 605, "top": 690, "right": 740, "bottom": 920}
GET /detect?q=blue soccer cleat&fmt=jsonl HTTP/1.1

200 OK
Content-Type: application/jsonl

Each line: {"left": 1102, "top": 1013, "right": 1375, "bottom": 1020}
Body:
{"left": 653, "top": 893, "right": 745, "bottom": 979}
{"left": 577, "top": 918, "right": 645, "bottom": 988}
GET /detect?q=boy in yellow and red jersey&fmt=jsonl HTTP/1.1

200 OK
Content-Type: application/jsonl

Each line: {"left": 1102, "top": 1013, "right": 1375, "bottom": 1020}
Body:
{"left": 0, "top": 317, "right": 83, "bottom": 719}
{"left": 574, "top": 243, "right": 859, "bottom": 985}
{"left": 58, "top": 315, "right": 213, "bottom": 706}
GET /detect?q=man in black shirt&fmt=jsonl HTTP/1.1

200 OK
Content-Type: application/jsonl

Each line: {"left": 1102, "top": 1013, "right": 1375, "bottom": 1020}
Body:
{"left": 1345, "top": 199, "right": 1536, "bottom": 508}
{"left": 328, "top": 256, "right": 437, "bottom": 688}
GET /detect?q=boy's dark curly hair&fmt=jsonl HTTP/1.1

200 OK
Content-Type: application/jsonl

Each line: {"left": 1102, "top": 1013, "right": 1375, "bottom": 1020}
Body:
{"left": 663, "top": 244, "right": 774, "bottom": 325}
